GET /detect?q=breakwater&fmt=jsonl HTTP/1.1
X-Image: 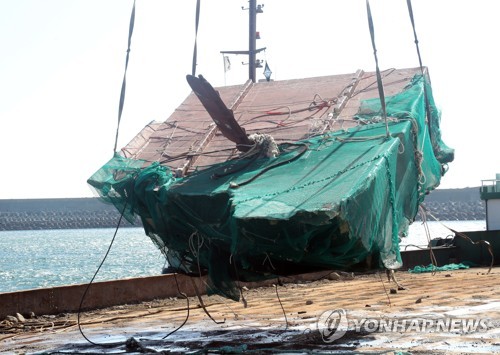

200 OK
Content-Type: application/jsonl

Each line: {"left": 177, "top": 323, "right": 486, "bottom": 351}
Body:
{"left": 417, "top": 187, "right": 485, "bottom": 221}
{"left": 420, "top": 200, "right": 485, "bottom": 221}
{"left": 0, "top": 187, "right": 485, "bottom": 231}
{"left": 0, "top": 198, "right": 141, "bottom": 231}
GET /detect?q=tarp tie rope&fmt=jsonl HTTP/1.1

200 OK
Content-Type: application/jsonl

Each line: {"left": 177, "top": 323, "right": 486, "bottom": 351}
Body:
{"left": 226, "top": 142, "right": 308, "bottom": 188}
{"left": 192, "top": 0, "right": 201, "bottom": 76}
{"left": 365, "top": 0, "right": 389, "bottom": 138}
{"left": 113, "top": 0, "right": 136, "bottom": 153}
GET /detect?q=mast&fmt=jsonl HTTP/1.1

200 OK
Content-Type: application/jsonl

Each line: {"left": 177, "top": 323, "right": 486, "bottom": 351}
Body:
{"left": 249, "top": 0, "right": 257, "bottom": 82}
{"left": 221, "top": 1, "right": 265, "bottom": 83}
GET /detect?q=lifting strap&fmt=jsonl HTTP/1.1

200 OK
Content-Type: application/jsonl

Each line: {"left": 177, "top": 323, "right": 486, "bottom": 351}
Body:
{"left": 113, "top": 0, "right": 136, "bottom": 153}
{"left": 365, "top": 0, "right": 389, "bottom": 137}
{"left": 406, "top": 0, "right": 433, "bottom": 141}
{"left": 192, "top": 0, "right": 201, "bottom": 76}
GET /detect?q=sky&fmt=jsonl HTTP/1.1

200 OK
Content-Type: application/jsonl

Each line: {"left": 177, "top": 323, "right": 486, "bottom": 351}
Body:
{"left": 1, "top": 0, "right": 499, "bottom": 199}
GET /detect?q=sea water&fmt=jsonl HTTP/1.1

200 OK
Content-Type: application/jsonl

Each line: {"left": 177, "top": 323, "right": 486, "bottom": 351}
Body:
{"left": 0, "top": 227, "right": 164, "bottom": 293}
{"left": 0, "top": 221, "right": 486, "bottom": 294}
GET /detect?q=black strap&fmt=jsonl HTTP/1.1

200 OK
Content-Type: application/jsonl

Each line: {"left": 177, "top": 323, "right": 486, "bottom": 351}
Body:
{"left": 366, "top": 0, "right": 389, "bottom": 137}
{"left": 114, "top": 0, "right": 136, "bottom": 153}
{"left": 407, "top": 0, "right": 424, "bottom": 69}
{"left": 192, "top": 0, "right": 201, "bottom": 76}
{"left": 406, "top": 0, "right": 433, "bottom": 139}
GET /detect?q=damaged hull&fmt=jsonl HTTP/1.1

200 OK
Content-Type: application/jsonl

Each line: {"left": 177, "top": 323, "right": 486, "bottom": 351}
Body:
{"left": 89, "top": 69, "right": 453, "bottom": 300}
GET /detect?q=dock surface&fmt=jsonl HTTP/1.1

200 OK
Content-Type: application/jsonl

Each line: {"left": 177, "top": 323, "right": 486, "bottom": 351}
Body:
{"left": 1, "top": 267, "right": 499, "bottom": 353}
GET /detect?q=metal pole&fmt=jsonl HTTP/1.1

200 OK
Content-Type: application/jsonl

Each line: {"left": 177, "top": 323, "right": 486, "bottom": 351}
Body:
{"left": 249, "top": 0, "right": 257, "bottom": 82}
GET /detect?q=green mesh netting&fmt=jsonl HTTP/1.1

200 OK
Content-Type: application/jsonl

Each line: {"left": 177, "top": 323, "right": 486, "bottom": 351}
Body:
{"left": 88, "top": 74, "right": 453, "bottom": 300}
{"left": 357, "top": 74, "right": 454, "bottom": 169}
{"left": 408, "top": 263, "right": 470, "bottom": 273}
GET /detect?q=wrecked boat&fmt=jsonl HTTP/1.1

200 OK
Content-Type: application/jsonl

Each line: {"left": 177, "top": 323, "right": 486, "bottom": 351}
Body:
{"left": 88, "top": 67, "right": 453, "bottom": 300}
{"left": 88, "top": 1, "right": 453, "bottom": 300}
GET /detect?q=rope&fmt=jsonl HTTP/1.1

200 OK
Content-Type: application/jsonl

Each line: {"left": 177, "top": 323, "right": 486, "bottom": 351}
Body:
{"left": 211, "top": 152, "right": 260, "bottom": 180}
{"left": 424, "top": 208, "right": 494, "bottom": 274}
{"left": 238, "top": 93, "right": 333, "bottom": 127}
{"left": 158, "top": 147, "right": 238, "bottom": 165}
{"left": 243, "top": 133, "right": 279, "bottom": 158}
{"left": 188, "top": 231, "right": 204, "bottom": 258}
{"left": 274, "top": 280, "right": 289, "bottom": 332}
{"left": 187, "top": 233, "right": 213, "bottom": 322}
{"left": 113, "top": 0, "right": 136, "bottom": 153}
{"left": 419, "top": 206, "right": 438, "bottom": 275}
{"left": 189, "top": 277, "right": 226, "bottom": 324}
{"left": 365, "top": 0, "right": 389, "bottom": 138}
{"left": 230, "top": 142, "right": 308, "bottom": 188}
{"left": 211, "top": 137, "right": 303, "bottom": 183}
{"left": 352, "top": 68, "right": 396, "bottom": 97}
{"left": 76, "top": 204, "right": 191, "bottom": 346}
{"left": 176, "top": 253, "right": 242, "bottom": 322}
{"left": 235, "top": 142, "right": 379, "bottom": 204}
{"left": 78, "top": 202, "right": 128, "bottom": 348}
{"left": 230, "top": 260, "right": 249, "bottom": 309}
{"left": 377, "top": 271, "right": 391, "bottom": 307}
{"left": 162, "top": 272, "right": 190, "bottom": 339}
{"left": 335, "top": 134, "right": 388, "bottom": 143}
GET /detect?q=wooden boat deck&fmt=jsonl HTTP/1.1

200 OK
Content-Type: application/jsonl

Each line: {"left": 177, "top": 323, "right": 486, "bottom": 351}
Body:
{"left": 2, "top": 266, "right": 499, "bottom": 353}
{"left": 122, "top": 68, "right": 423, "bottom": 175}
